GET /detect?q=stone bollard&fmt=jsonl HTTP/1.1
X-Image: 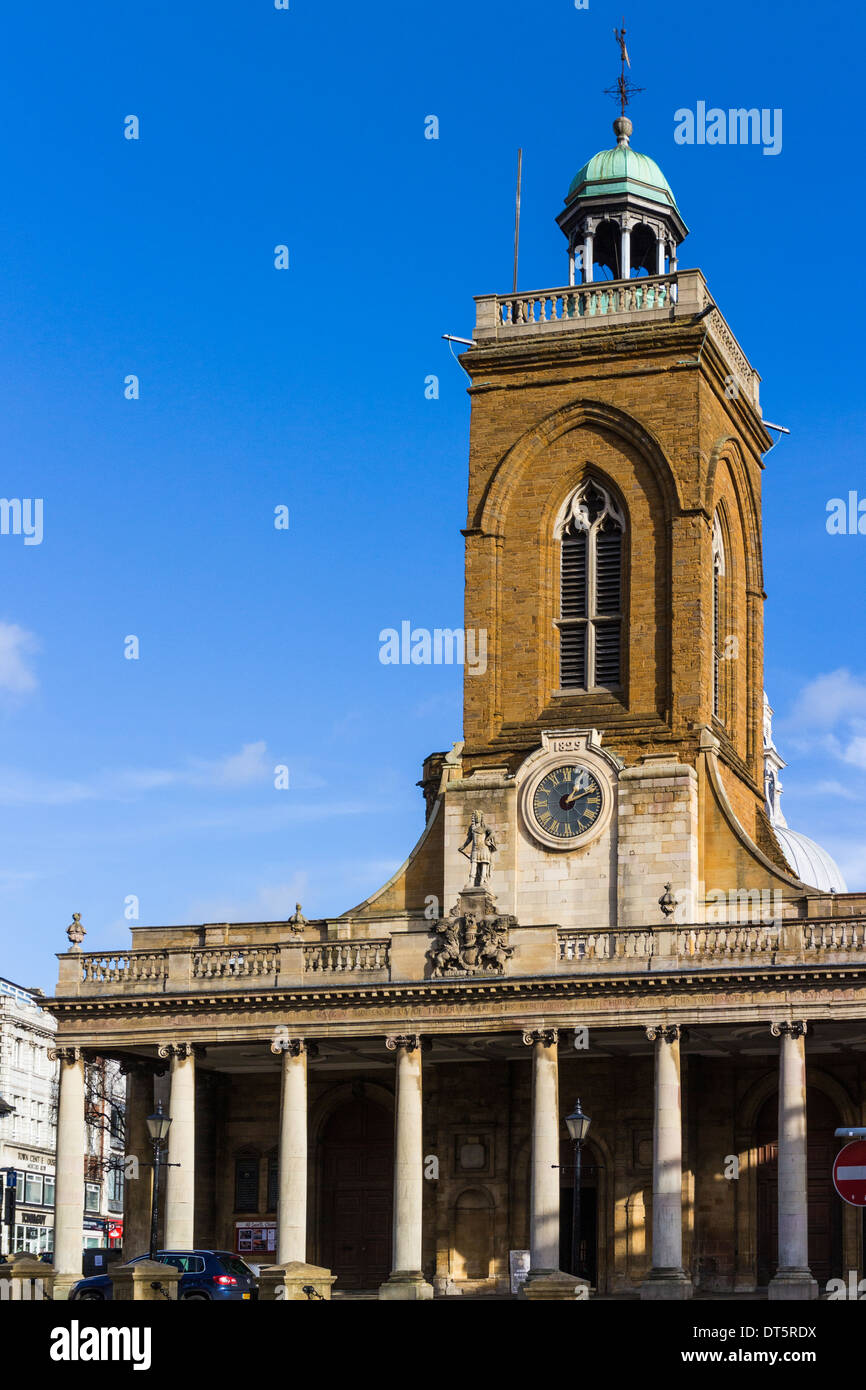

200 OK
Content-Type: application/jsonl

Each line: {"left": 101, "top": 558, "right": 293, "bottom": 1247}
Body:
{"left": 258, "top": 1260, "right": 336, "bottom": 1301}
{"left": 110, "top": 1258, "right": 181, "bottom": 1302}
{"left": 0, "top": 1252, "right": 56, "bottom": 1301}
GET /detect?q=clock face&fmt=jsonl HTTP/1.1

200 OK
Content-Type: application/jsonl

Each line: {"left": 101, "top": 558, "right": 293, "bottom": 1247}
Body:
{"left": 530, "top": 764, "right": 603, "bottom": 842}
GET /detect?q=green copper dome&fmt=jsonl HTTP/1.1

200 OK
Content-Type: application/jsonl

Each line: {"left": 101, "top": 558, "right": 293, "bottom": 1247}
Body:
{"left": 567, "top": 143, "right": 680, "bottom": 212}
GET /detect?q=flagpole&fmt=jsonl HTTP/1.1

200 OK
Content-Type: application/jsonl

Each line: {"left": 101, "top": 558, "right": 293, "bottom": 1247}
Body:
{"left": 512, "top": 148, "right": 522, "bottom": 295}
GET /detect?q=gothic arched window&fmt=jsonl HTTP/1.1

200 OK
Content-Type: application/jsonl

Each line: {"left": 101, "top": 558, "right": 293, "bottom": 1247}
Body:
{"left": 712, "top": 512, "right": 726, "bottom": 721}
{"left": 555, "top": 479, "right": 625, "bottom": 691}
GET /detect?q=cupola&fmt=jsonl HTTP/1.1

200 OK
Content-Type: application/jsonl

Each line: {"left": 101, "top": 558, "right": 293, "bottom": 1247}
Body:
{"left": 557, "top": 116, "right": 689, "bottom": 286}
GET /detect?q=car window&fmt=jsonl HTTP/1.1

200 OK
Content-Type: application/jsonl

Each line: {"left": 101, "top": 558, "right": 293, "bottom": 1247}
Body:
{"left": 160, "top": 1254, "right": 190, "bottom": 1273}
{"left": 218, "top": 1256, "right": 254, "bottom": 1279}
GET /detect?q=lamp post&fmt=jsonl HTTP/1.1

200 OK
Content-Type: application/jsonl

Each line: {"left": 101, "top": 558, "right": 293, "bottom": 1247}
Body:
{"left": 145, "top": 1101, "right": 172, "bottom": 1261}
{"left": 565, "top": 1098, "right": 591, "bottom": 1281}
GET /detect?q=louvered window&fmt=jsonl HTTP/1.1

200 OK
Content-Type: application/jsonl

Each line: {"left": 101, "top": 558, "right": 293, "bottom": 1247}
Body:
{"left": 557, "top": 480, "right": 625, "bottom": 691}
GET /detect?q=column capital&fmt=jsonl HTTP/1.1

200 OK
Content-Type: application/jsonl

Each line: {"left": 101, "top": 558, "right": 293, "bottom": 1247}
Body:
{"left": 270, "top": 1036, "right": 319, "bottom": 1057}
{"left": 48, "top": 1046, "right": 86, "bottom": 1064}
{"left": 117, "top": 1055, "right": 167, "bottom": 1078}
{"left": 645, "top": 1024, "right": 688, "bottom": 1043}
{"left": 522, "top": 1028, "right": 558, "bottom": 1048}
{"left": 156, "top": 1042, "right": 206, "bottom": 1060}
{"left": 770, "top": 1020, "right": 808, "bottom": 1039}
{"left": 385, "top": 1034, "right": 428, "bottom": 1052}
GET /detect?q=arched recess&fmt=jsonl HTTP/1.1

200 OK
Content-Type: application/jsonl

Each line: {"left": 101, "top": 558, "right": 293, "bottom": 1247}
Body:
{"left": 474, "top": 397, "right": 683, "bottom": 537}
{"left": 309, "top": 1081, "right": 395, "bottom": 1289}
{"left": 513, "top": 1126, "right": 614, "bottom": 1292}
{"left": 514, "top": 1128, "right": 617, "bottom": 1289}
{"left": 556, "top": 1131, "right": 613, "bottom": 1291}
{"left": 472, "top": 401, "right": 676, "bottom": 723}
{"left": 705, "top": 434, "right": 764, "bottom": 771}
{"left": 450, "top": 1187, "right": 495, "bottom": 1282}
{"left": 705, "top": 437, "right": 762, "bottom": 591}
{"left": 712, "top": 503, "right": 734, "bottom": 730}
{"left": 624, "top": 1184, "right": 652, "bottom": 1287}
{"left": 733, "top": 1066, "right": 859, "bottom": 1290}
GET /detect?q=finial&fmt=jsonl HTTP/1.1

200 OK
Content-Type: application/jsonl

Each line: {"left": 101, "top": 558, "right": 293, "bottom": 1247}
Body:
{"left": 288, "top": 903, "right": 307, "bottom": 933}
{"left": 613, "top": 115, "right": 632, "bottom": 147}
{"left": 658, "top": 884, "right": 677, "bottom": 918}
{"left": 66, "top": 912, "right": 86, "bottom": 950}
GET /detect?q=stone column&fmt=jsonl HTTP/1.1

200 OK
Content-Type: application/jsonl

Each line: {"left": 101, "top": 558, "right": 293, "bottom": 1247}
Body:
{"left": 641, "top": 1024, "right": 692, "bottom": 1299}
{"left": 768, "top": 1021, "right": 817, "bottom": 1300}
{"left": 158, "top": 1043, "right": 198, "bottom": 1250}
{"left": 620, "top": 221, "right": 631, "bottom": 279}
{"left": 656, "top": 234, "right": 667, "bottom": 275}
{"left": 520, "top": 1029, "right": 581, "bottom": 1298}
{"left": 51, "top": 1047, "right": 86, "bottom": 1299}
{"left": 271, "top": 1037, "right": 317, "bottom": 1264}
{"left": 583, "top": 229, "right": 594, "bottom": 284}
{"left": 379, "top": 1034, "right": 432, "bottom": 1300}
{"left": 121, "top": 1063, "right": 154, "bottom": 1262}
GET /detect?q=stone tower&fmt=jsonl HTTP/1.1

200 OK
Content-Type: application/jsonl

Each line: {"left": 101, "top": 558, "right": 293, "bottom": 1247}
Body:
{"left": 354, "top": 115, "right": 808, "bottom": 931}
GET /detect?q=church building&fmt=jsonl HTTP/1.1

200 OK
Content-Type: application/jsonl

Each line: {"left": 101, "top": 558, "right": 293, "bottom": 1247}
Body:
{"left": 46, "top": 107, "right": 866, "bottom": 1301}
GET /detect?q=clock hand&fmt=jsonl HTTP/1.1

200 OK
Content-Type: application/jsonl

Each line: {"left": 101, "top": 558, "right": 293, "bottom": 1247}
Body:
{"left": 565, "top": 770, "right": 592, "bottom": 807}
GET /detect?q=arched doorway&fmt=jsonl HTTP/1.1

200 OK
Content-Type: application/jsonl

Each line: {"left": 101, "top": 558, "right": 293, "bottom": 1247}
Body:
{"left": 319, "top": 1097, "right": 393, "bottom": 1290}
{"left": 756, "top": 1087, "right": 843, "bottom": 1287}
{"left": 557, "top": 1135, "right": 600, "bottom": 1286}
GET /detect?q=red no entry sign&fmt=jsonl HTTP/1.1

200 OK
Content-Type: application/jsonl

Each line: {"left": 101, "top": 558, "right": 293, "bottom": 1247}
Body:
{"left": 833, "top": 1141, "right": 866, "bottom": 1207}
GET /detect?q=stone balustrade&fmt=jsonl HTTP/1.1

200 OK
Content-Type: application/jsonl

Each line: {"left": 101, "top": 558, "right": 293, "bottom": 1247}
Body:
{"left": 496, "top": 278, "right": 674, "bottom": 330}
{"left": 303, "top": 941, "right": 390, "bottom": 973}
{"left": 80, "top": 952, "right": 167, "bottom": 984}
{"left": 677, "top": 925, "right": 780, "bottom": 957}
{"left": 472, "top": 268, "right": 760, "bottom": 408}
{"left": 55, "top": 915, "right": 866, "bottom": 998}
{"left": 192, "top": 947, "right": 280, "bottom": 979}
{"left": 558, "top": 930, "right": 654, "bottom": 962}
{"left": 803, "top": 920, "right": 866, "bottom": 953}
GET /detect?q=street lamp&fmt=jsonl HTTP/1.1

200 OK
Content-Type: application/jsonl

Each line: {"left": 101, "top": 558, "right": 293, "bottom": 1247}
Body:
{"left": 565, "top": 1098, "right": 591, "bottom": 1282}
{"left": 145, "top": 1101, "right": 172, "bottom": 1261}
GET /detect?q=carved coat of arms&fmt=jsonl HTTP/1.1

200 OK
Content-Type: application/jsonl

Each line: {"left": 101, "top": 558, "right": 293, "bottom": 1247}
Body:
{"left": 428, "top": 896, "right": 516, "bottom": 977}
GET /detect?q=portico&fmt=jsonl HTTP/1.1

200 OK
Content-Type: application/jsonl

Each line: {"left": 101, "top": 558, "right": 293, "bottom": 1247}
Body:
{"left": 47, "top": 929, "right": 866, "bottom": 1299}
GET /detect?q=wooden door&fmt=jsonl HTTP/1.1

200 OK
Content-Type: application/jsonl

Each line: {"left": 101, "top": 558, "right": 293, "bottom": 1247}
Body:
{"left": 320, "top": 1098, "right": 393, "bottom": 1289}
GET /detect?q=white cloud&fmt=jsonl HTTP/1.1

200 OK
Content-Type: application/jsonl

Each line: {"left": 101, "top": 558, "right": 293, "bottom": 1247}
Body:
{"left": 786, "top": 669, "right": 866, "bottom": 730}
{"left": 813, "top": 779, "right": 861, "bottom": 801}
{"left": 0, "top": 740, "right": 275, "bottom": 805}
{"left": 199, "top": 741, "right": 269, "bottom": 787}
{"left": 184, "top": 874, "right": 309, "bottom": 925}
{"left": 0, "top": 622, "right": 38, "bottom": 695}
{"left": 842, "top": 738, "right": 866, "bottom": 772}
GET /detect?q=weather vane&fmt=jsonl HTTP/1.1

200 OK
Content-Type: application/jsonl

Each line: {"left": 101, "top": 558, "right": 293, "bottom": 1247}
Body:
{"left": 604, "top": 21, "right": 644, "bottom": 116}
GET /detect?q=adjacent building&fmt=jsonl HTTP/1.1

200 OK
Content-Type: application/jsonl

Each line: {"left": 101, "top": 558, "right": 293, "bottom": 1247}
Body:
{"left": 0, "top": 978, "right": 57, "bottom": 1256}
{"left": 0, "top": 977, "right": 125, "bottom": 1257}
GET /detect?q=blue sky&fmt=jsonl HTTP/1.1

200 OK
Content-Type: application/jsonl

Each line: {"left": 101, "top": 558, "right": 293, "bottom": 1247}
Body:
{"left": 1, "top": 0, "right": 864, "bottom": 991}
